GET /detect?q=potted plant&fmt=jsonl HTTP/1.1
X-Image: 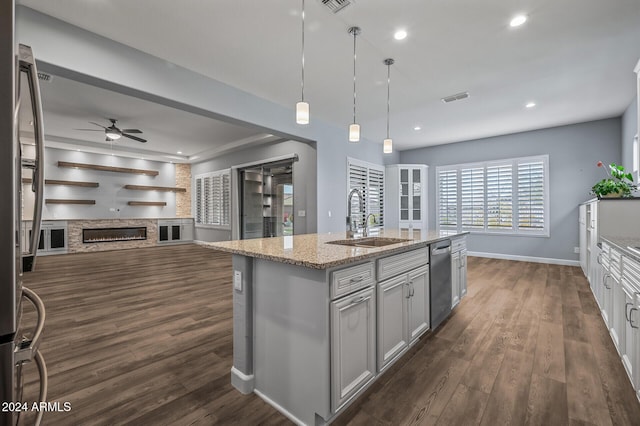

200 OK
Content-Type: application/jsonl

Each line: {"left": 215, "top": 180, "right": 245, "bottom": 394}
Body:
{"left": 591, "top": 161, "right": 637, "bottom": 198}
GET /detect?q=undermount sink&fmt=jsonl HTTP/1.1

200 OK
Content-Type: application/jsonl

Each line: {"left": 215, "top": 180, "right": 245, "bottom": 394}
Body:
{"left": 326, "top": 237, "right": 411, "bottom": 248}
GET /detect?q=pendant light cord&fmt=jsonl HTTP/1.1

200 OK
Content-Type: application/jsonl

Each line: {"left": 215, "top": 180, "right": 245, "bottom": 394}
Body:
{"left": 352, "top": 29, "right": 357, "bottom": 124}
{"left": 301, "top": 0, "right": 305, "bottom": 102}
{"left": 386, "top": 62, "right": 390, "bottom": 139}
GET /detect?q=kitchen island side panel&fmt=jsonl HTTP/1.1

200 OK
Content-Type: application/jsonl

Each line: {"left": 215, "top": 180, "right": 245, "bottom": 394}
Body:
{"left": 253, "top": 258, "right": 331, "bottom": 425}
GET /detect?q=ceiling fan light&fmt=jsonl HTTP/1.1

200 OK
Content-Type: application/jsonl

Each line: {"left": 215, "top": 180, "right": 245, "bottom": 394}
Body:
{"left": 349, "top": 123, "right": 360, "bottom": 142}
{"left": 383, "top": 138, "right": 393, "bottom": 153}
{"left": 105, "top": 131, "right": 121, "bottom": 140}
{"left": 296, "top": 101, "right": 309, "bottom": 124}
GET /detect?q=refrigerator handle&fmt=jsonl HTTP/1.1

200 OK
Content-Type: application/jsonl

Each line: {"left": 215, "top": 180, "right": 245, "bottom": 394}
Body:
{"left": 33, "top": 349, "right": 48, "bottom": 426}
{"left": 15, "top": 287, "right": 46, "bottom": 364}
{"left": 19, "top": 44, "right": 45, "bottom": 272}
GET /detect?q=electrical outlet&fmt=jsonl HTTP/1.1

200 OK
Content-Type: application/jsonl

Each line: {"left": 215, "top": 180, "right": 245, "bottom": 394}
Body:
{"left": 233, "top": 270, "right": 242, "bottom": 291}
{"left": 574, "top": 247, "right": 580, "bottom": 254}
{"left": 298, "top": 210, "right": 306, "bottom": 217}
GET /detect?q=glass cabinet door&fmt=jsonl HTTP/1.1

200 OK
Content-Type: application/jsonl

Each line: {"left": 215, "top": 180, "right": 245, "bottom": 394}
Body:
{"left": 412, "top": 168, "right": 421, "bottom": 221}
{"left": 400, "top": 169, "right": 409, "bottom": 220}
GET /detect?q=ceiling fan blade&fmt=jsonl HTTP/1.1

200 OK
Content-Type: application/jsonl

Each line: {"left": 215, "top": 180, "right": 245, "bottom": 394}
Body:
{"left": 121, "top": 129, "right": 142, "bottom": 134}
{"left": 89, "top": 121, "right": 108, "bottom": 129}
{"left": 122, "top": 133, "right": 147, "bottom": 143}
{"left": 74, "top": 128, "right": 104, "bottom": 131}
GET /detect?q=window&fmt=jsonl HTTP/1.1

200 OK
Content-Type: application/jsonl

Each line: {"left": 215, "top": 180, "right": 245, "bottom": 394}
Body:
{"left": 436, "top": 155, "right": 549, "bottom": 236}
{"left": 195, "top": 169, "right": 231, "bottom": 227}
{"left": 347, "top": 158, "right": 385, "bottom": 230}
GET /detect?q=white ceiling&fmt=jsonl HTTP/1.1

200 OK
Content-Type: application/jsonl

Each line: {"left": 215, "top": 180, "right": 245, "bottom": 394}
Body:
{"left": 18, "top": 0, "right": 640, "bottom": 154}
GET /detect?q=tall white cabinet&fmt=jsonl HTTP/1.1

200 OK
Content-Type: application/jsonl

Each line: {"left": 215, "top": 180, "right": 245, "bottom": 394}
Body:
{"left": 385, "top": 164, "right": 428, "bottom": 230}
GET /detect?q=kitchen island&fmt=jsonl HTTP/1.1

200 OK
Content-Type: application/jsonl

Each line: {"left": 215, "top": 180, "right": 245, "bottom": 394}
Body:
{"left": 203, "top": 229, "right": 467, "bottom": 425}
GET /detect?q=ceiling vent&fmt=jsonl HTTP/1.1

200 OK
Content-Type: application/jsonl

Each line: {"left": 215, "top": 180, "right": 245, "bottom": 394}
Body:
{"left": 320, "top": 0, "right": 353, "bottom": 13}
{"left": 37, "top": 72, "right": 52, "bottom": 82}
{"left": 441, "top": 91, "right": 470, "bottom": 103}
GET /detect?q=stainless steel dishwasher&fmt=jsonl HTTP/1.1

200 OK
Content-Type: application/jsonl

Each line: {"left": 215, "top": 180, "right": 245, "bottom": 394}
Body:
{"left": 430, "top": 239, "right": 452, "bottom": 329}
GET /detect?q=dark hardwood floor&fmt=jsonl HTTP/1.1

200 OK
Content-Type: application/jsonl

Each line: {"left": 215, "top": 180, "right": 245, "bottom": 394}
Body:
{"left": 18, "top": 245, "right": 640, "bottom": 425}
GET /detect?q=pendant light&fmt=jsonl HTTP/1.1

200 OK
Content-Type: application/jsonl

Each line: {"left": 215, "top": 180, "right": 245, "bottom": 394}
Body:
{"left": 295, "top": 0, "right": 309, "bottom": 124}
{"left": 383, "top": 58, "right": 394, "bottom": 154}
{"left": 348, "top": 26, "right": 361, "bottom": 142}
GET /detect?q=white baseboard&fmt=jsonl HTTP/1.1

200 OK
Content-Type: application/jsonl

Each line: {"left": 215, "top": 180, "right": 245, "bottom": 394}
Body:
{"left": 468, "top": 251, "right": 580, "bottom": 267}
{"left": 230, "top": 366, "right": 254, "bottom": 395}
{"left": 254, "top": 389, "right": 307, "bottom": 426}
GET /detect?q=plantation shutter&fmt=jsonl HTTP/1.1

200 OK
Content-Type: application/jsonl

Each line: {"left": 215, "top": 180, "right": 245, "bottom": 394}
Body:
{"left": 195, "top": 169, "right": 231, "bottom": 227}
{"left": 437, "top": 169, "right": 458, "bottom": 230}
{"left": 486, "top": 164, "right": 513, "bottom": 229}
{"left": 517, "top": 160, "right": 545, "bottom": 231}
{"left": 461, "top": 167, "right": 485, "bottom": 230}
{"left": 348, "top": 158, "right": 385, "bottom": 229}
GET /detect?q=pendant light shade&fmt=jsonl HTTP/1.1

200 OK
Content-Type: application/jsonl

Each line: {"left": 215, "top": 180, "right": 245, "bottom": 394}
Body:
{"left": 383, "top": 58, "right": 394, "bottom": 153}
{"left": 296, "top": 101, "right": 309, "bottom": 125}
{"left": 296, "top": 0, "right": 309, "bottom": 125}
{"left": 348, "top": 26, "right": 361, "bottom": 143}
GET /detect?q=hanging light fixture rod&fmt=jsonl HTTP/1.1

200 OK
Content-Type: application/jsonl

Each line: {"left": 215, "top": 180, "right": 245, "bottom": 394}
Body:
{"left": 383, "top": 58, "right": 394, "bottom": 154}
{"left": 296, "top": 0, "right": 310, "bottom": 124}
{"left": 348, "top": 26, "right": 361, "bottom": 143}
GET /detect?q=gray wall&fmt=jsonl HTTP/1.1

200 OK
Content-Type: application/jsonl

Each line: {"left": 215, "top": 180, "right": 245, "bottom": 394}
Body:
{"left": 34, "top": 147, "right": 176, "bottom": 220}
{"left": 191, "top": 139, "right": 317, "bottom": 242}
{"left": 621, "top": 96, "right": 638, "bottom": 173}
{"left": 17, "top": 7, "right": 395, "bottom": 236}
{"left": 399, "top": 118, "right": 622, "bottom": 262}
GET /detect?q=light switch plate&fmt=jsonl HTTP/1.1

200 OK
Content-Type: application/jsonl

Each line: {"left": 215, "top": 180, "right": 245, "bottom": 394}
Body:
{"left": 298, "top": 210, "right": 306, "bottom": 217}
{"left": 233, "top": 270, "right": 242, "bottom": 291}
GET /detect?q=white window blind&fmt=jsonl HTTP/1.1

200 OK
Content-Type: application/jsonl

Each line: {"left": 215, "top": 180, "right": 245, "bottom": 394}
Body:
{"left": 461, "top": 167, "right": 485, "bottom": 230}
{"left": 437, "top": 169, "right": 457, "bottom": 230}
{"left": 436, "top": 155, "right": 548, "bottom": 236}
{"left": 195, "top": 169, "right": 231, "bottom": 227}
{"left": 347, "top": 158, "right": 385, "bottom": 230}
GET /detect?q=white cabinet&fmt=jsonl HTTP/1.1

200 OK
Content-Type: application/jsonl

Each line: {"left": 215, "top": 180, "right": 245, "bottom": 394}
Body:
{"left": 376, "top": 250, "right": 429, "bottom": 372}
{"left": 385, "top": 164, "right": 428, "bottom": 230}
{"left": 158, "top": 218, "right": 194, "bottom": 243}
{"left": 621, "top": 253, "right": 640, "bottom": 395}
{"left": 451, "top": 236, "right": 467, "bottom": 309}
{"left": 330, "top": 286, "right": 376, "bottom": 412}
{"left": 579, "top": 204, "right": 587, "bottom": 274}
{"left": 22, "top": 220, "right": 68, "bottom": 255}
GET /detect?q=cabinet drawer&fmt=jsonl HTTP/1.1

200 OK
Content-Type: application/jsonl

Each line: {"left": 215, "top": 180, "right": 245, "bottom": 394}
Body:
{"left": 623, "top": 256, "right": 640, "bottom": 293}
{"left": 610, "top": 248, "right": 622, "bottom": 280}
{"left": 377, "top": 248, "right": 428, "bottom": 282}
{"left": 331, "top": 262, "right": 375, "bottom": 300}
{"left": 451, "top": 237, "right": 466, "bottom": 253}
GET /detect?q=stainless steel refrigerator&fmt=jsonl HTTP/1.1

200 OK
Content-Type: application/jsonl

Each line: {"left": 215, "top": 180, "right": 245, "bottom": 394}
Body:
{"left": 1, "top": 1, "right": 48, "bottom": 425}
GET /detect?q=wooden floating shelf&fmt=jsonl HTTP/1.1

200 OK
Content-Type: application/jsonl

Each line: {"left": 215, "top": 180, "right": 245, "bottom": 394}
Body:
{"left": 22, "top": 178, "right": 99, "bottom": 187}
{"left": 127, "top": 201, "right": 167, "bottom": 207}
{"left": 45, "top": 199, "right": 96, "bottom": 205}
{"left": 124, "top": 185, "right": 186, "bottom": 192}
{"left": 57, "top": 161, "right": 159, "bottom": 176}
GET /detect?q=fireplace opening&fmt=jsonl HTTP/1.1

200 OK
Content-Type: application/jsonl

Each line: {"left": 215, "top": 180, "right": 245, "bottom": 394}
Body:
{"left": 83, "top": 227, "right": 147, "bottom": 243}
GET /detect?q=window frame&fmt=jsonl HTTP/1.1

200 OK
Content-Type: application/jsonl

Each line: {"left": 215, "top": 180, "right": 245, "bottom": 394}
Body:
{"left": 436, "top": 155, "right": 549, "bottom": 237}
{"left": 194, "top": 168, "right": 232, "bottom": 229}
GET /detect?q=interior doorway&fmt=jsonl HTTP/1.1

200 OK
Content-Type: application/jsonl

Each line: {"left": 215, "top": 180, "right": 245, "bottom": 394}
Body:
{"left": 239, "top": 160, "right": 294, "bottom": 239}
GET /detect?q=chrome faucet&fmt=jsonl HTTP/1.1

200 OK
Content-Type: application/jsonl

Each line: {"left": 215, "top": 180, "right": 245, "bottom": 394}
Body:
{"left": 346, "top": 188, "right": 364, "bottom": 238}
{"left": 364, "top": 213, "right": 376, "bottom": 237}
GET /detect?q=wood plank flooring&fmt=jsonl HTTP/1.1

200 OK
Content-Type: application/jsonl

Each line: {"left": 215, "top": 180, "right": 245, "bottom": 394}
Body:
{"left": 17, "top": 245, "right": 640, "bottom": 425}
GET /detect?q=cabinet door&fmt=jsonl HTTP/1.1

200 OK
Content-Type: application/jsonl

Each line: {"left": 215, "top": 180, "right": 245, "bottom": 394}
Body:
{"left": 622, "top": 286, "right": 637, "bottom": 386}
{"left": 411, "top": 168, "right": 422, "bottom": 223}
{"left": 49, "top": 228, "right": 66, "bottom": 249}
{"left": 460, "top": 250, "right": 468, "bottom": 298}
{"left": 399, "top": 168, "right": 409, "bottom": 221}
{"left": 451, "top": 251, "right": 460, "bottom": 308}
{"left": 159, "top": 225, "right": 169, "bottom": 242}
{"left": 171, "top": 225, "right": 181, "bottom": 241}
{"left": 181, "top": 220, "right": 194, "bottom": 241}
{"left": 331, "top": 286, "right": 376, "bottom": 412}
{"left": 603, "top": 272, "right": 613, "bottom": 328}
{"left": 408, "top": 265, "right": 430, "bottom": 343}
{"left": 579, "top": 204, "right": 587, "bottom": 274}
{"left": 611, "top": 276, "right": 625, "bottom": 352}
{"left": 377, "top": 275, "right": 409, "bottom": 371}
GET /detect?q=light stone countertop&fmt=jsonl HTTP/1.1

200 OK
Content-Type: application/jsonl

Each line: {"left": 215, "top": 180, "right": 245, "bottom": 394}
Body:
{"left": 201, "top": 229, "right": 468, "bottom": 269}
{"left": 601, "top": 236, "right": 640, "bottom": 263}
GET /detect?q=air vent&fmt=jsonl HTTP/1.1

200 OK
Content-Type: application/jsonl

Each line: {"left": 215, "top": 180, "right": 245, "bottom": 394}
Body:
{"left": 320, "top": 0, "right": 353, "bottom": 13}
{"left": 37, "top": 72, "right": 52, "bottom": 82}
{"left": 441, "top": 91, "right": 469, "bottom": 103}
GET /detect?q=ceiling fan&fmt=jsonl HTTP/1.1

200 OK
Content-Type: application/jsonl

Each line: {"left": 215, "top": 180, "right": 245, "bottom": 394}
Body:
{"left": 76, "top": 118, "right": 147, "bottom": 143}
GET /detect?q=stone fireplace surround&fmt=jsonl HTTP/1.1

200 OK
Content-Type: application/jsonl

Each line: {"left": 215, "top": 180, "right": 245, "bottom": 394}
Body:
{"left": 68, "top": 219, "right": 159, "bottom": 253}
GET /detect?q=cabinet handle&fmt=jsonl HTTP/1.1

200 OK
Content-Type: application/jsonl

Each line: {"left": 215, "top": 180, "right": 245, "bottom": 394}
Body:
{"left": 631, "top": 308, "right": 639, "bottom": 329}
{"left": 597, "top": 254, "right": 602, "bottom": 265}
{"left": 349, "top": 276, "right": 364, "bottom": 284}
{"left": 603, "top": 274, "right": 611, "bottom": 290}
{"left": 627, "top": 302, "right": 634, "bottom": 322}
{"left": 405, "top": 282, "right": 411, "bottom": 299}
{"left": 351, "top": 296, "right": 367, "bottom": 305}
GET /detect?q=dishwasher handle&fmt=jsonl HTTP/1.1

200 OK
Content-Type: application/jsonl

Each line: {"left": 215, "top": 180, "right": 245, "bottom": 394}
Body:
{"left": 432, "top": 246, "right": 451, "bottom": 255}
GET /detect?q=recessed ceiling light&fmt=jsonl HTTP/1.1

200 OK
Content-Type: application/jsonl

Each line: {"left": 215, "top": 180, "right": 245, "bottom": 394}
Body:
{"left": 525, "top": 102, "right": 536, "bottom": 108}
{"left": 510, "top": 14, "right": 527, "bottom": 27}
{"left": 177, "top": 151, "right": 182, "bottom": 154}
{"left": 414, "top": 126, "right": 421, "bottom": 131}
{"left": 394, "top": 29, "right": 407, "bottom": 40}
